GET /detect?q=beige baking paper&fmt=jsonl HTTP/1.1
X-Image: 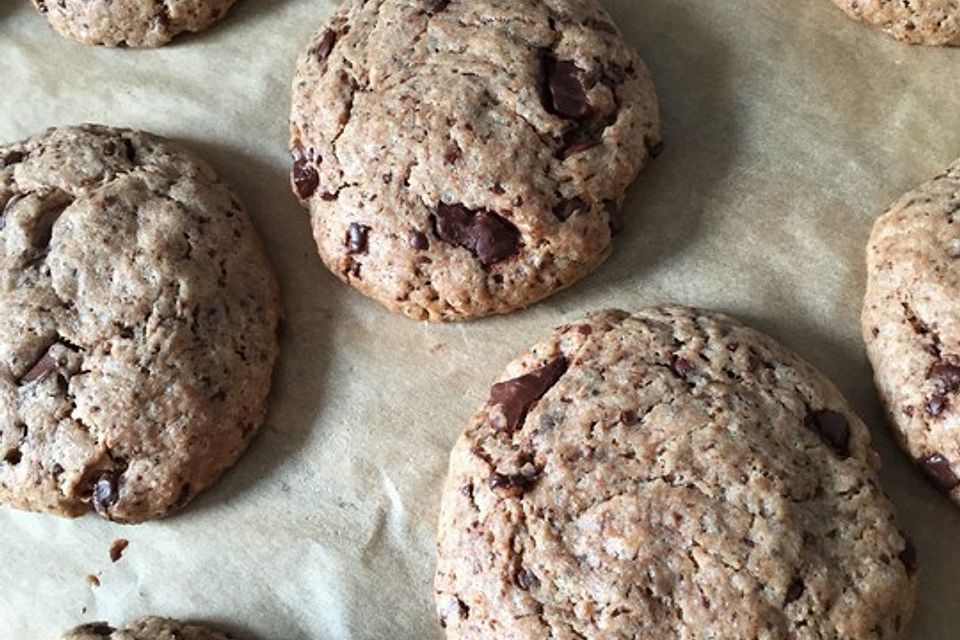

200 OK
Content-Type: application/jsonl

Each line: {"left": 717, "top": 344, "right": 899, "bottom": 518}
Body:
{"left": 1, "top": 0, "right": 959, "bottom": 638}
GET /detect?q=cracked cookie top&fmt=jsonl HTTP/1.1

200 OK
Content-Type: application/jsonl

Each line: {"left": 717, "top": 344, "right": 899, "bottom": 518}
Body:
{"left": 863, "top": 158, "right": 960, "bottom": 504}
{"left": 60, "top": 617, "right": 237, "bottom": 640}
{"left": 436, "top": 306, "right": 916, "bottom": 639}
{"left": 290, "top": 0, "right": 661, "bottom": 321}
{"left": 32, "top": 0, "right": 237, "bottom": 47}
{"left": 0, "top": 125, "right": 281, "bottom": 523}
{"left": 830, "top": 0, "right": 959, "bottom": 46}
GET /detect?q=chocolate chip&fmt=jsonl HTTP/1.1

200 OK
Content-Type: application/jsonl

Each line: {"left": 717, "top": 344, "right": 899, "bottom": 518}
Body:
{"left": 93, "top": 471, "right": 120, "bottom": 514}
{"left": 898, "top": 534, "right": 918, "bottom": 575}
{"left": 346, "top": 223, "right": 370, "bottom": 254}
{"left": 431, "top": 202, "right": 520, "bottom": 267}
{"left": 3, "top": 448, "right": 22, "bottom": 465}
{"left": 312, "top": 29, "right": 338, "bottom": 62}
{"left": 803, "top": 410, "right": 851, "bottom": 458}
{"left": 109, "top": 538, "right": 129, "bottom": 563}
{"left": 920, "top": 452, "right": 959, "bottom": 491}
{"left": 620, "top": 410, "right": 638, "bottom": 426}
{"left": 553, "top": 197, "right": 588, "bottom": 221}
{"left": 2, "top": 150, "right": 24, "bottom": 166}
{"left": 409, "top": 230, "right": 429, "bottom": 250}
{"left": 18, "top": 350, "right": 57, "bottom": 385}
{"left": 293, "top": 158, "right": 320, "bottom": 199}
{"left": 489, "top": 357, "right": 568, "bottom": 432}
{"left": 784, "top": 578, "right": 805, "bottom": 605}
{"left": 542, "top": 55, "right": 593, "bottom": 120}
{"left": 929, "top": 362, "right": 960, "bottom": 393}
{"left": 516, "top": 568, "right": 540, "bottom": 590}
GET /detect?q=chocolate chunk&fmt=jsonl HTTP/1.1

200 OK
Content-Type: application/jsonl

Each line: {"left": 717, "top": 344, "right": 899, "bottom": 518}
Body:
{"left": 542, "top": 56, "right": 593, "bottom": 120}
{"left": 784, "top": 578, "right": 805, "bottom": 605}
{"left": 431, "top": 202, "right": 520, "bottom": 267}
{"left": 72, "top": 624, "right": 115, "bottom": 637}
{"left": 409, "top": 230, "right": 429, "bottom": 250}
{"left": 346, "top": 223, "right": 370, "bottom": 254}
{"left": 803, "top": 410, "right": 851, "bottom": 458}
{"left": 444, "top": 145, "right": 462, "bottom": 165}
{"left": 488, "top": 469, "right": 537, "bottom": 496}
{"left": 3, "top": 448, "right": 22, "bottom": 465}
{"left": 109, "top": 538, "right": 129, "bottom": 563}
{"left": 620, "top": 410, "right": 638, "bottom": 426}
{"left": 18, "top": 350, "right": 57, "bottom": 385}
{"left": 489, "top": 357, "right": 568, "bottom": 432}
{"left": 553, "top": 197, "right": 588, "bottom": 221}
{"left": 426, "top": 0, "right": 451, "bottom": 15}
{"left": 93, "top": 471, "right": 120, "bottom": 514}
{"left": 925, "top": 395, "right": 947, "bottom": 417}
{"left": 516, "top": 568, "right": 540, "bottom": 590}
{"left": 312, "top": 29, "right": 338, "bottom": 62}
{"left": 293, "top": 158, "right": 320, "bottom": 199}
{"left": 671, "top": 355, "right": 694, "bottom": 378}
{"left": 920, "top": 452, "right": 959, "bottom": 491}
{"left": 929, "top": 362, "right": 960, "bottom": 393}
{"left": 2, "top": 150, "right": 24, "bottom": 166}
{"left": 898, "top": 534, "right": 918, "bottom": 575}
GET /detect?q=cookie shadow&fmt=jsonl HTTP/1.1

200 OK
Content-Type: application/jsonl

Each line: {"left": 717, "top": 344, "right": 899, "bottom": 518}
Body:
{"left": 550, "top": 0, "right": 738, "bottom": 303}
{"left": 164, "top": 137, "right": 341, "bottom": 518}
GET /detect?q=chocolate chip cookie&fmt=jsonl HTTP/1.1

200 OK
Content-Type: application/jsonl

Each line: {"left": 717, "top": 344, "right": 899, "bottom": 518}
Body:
{"left": 863, "top": 159, "right": 960, "bottom": 503}
{"left": 290, "top": 0, "right": 661, "bottom": 321}
{"left": 830, "top": 0, "right": 959, "bottom": 46}
{"left": 61, "top": 617, "right": 236, "bottom": 640}
{"left": 436, "top": 306, "right": 916, "bottom": 638}
{"left": 32, "top": 0, "right": 236, "bottom": 47}
{"left": 0, "top": 125, "right": 281, "bottom": 523}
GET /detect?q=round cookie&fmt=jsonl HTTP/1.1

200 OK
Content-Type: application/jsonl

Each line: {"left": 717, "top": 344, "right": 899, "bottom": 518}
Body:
{"left": 0, "top": 125, "right": 281, "bottom": 523}
{"left": 290, "top": 0, "right": 661, "bottom": 321}
{"left": 830, "top": 0, "right": 959, "bottom": 46}
{"left": 436, "top": 306, "right": 916, "bottom": 639}
{"left": 32, "top": 0, "right": 236, "bottom": 47}
{"left": 863, "top": 159, "right": 960, "bottom": 503}
{"left": 61, "top": 617, "right": 236, "bottom": 640}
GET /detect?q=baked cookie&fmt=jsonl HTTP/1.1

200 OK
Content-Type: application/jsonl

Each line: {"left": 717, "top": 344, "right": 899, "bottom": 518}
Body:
{"left": 61, "top": 617, "right": 236, "bottom": 640}
{"left": 290, "top": 0, "right": 661, "bottom": 321}
{"left": 436, "top": 306, "right": 916, "bottom": 639}
{"left": 863, "top": 159, "right": 960, "bottom": 503}
{"left": 32, "top": 0, "right": 237, "bottom": 47}
{"left": 830, "top": 0, "right": 960, "bottom": 46}
{"left": 0, "top": 125, "right": 281, "bottom": 523}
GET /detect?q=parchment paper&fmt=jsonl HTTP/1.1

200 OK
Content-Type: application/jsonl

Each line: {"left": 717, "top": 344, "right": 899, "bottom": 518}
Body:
{"left": 1, "top": 1, "right": 959, "bottom": 638}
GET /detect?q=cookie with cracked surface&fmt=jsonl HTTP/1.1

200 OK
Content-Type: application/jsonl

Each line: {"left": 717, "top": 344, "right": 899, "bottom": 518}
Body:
{"left": 830, "top": 0, "right": 960, "bottom": 46}
{"left": 32, "top": 0, "right": 236, "bottom": 47}
{"left": 863, "top": 159, "right": 960, "bottom": 503}
{"left": 0, "top": 125, "right": 281, "bottom": 523}
{"left": 60, "top": 617, "right": 237, "bottom": 640}
{"left": 436, "top": 306, "right": 916, "bottom": 639}
{"left": 290, "top": 0, "right": 661, "bottom": 321}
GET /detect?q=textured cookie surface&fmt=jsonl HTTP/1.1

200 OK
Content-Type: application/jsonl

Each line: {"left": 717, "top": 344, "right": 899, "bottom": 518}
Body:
{"left": 863, "top": 159, "right": 960, "bottom": 504}
{"left": 0, "top": 125, "right": 280, "bottom": 523}
{"left": 831, "top": 0, "right": 960, "bottom": 45}
{"left": 290, "top": 0, "right": 661, "bottom": 321}
{"left": 32, "top": 0, "right": 236, "bottom": 47}
{"left": 61, "top": 617, "right": 235, "bottom": 640}
{"left": 436, "top": 306, "right": 916, "bottom": 639}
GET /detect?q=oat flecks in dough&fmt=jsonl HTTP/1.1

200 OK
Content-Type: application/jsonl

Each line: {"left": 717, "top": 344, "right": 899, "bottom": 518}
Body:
{"left": 436, "top": 306, "right": 916, "bottom": 639}
{"left": 60, "top": 616, "right": 236, "bottom": 640}
{"left": 32, "top": 0, "right": 237, "bottom": 47}
{"left": 290, "top": 0, "right": 661, "bottom": 321}
{"left": 863, "top": 158, "right": 960, "bottom": 504}
{"left": 0, "top": 125, "right": 281, "bottom": 523}
{"left": 831, "top": 0, "right": 960, "bottom": 46}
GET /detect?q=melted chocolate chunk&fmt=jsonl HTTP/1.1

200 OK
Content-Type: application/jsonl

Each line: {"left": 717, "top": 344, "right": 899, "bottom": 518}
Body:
{"left": 920, "top": 452, "right": 959, "bottom": 491}
{"left": 803, "top": 410, "right": 851, "bottom": 458}
{"left": 431, "top": 202, "right": 520, "bottom": 267}
{"left": 426, "top": 0, "right": 451, "bottom": 15}
{"left": 671, "top": 355, "right": 694, "bottom": 378}
{"left": 542, "top": 56, "right": 593, "bottom": 120}
{"left": 2, "top": 150, "right": 24, "bottom": 166}
{"left": 488, "top": 469, "right": 538, "bottom": 496}
{"left": 898, "top": 534, "right": 918, "bottom": 575}
{"left": 312, "top": 29, "right": 338, "bottom": 62}
{"left": 553, "top": 197, "right": 588, "bottom": 221}
{"left": 784, "top": 578, "right": 805, "bottom": 605}
{"left": 929, "top": 362, "right": 960, "bottom": 393}
{"left": 293, "top": 158, "right": 319, "bottom": 199}
{"left": 93, "top": 471, "right": 120, "bottom": 514}
{"left": 346, "top": 223, "right": 370, "bottom": 254}
{"left": 925, "top": 396, "right": 947, "bottom": 417}
{"left": 516, "top": 568, "right": 540, "bottom": 590}
{"left": 488, "top": 357, "right": 568, "bottom": 432}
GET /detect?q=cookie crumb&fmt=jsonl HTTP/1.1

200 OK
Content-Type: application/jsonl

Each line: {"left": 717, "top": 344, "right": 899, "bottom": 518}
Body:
{"left": 109, "top": 538, "right": 129, "bottom": 563}
{"left": 86, "top": 574, "right": 101, "bottom": 587}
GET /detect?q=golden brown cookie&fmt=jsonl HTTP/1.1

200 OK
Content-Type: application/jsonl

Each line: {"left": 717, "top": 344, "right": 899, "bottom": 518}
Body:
{"left": 60, "top": 617, "right": 236, "bottom": 640}
{"left": 831, "top": 0, "right": 959, "bottom": 46}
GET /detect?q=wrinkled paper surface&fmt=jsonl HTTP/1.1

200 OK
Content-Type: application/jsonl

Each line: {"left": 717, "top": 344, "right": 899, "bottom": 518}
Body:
{"left": 1, "top": 1, "right": 959, "bottom": 638}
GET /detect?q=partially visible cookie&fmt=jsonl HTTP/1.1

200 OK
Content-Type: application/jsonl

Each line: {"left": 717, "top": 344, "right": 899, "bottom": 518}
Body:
{"left": 863, "top": 159, "right": 960, "bottom": 503}
{"left": 830, "top": 0, "right": 960, "bottom": 46}
{"left": 61, "top": 617, "right": 236, "bottom": 640}
{"left": 32, "top": 0, "right": 236, "bottom": 47}
{"left": 290, "top": 0, "right": 661, "bottom": 321}
{"left": 436, "top": 306, "right": 916, "bottom": 639}
{"left": 0, "top": 125, "right": 281, "bottom": 523}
